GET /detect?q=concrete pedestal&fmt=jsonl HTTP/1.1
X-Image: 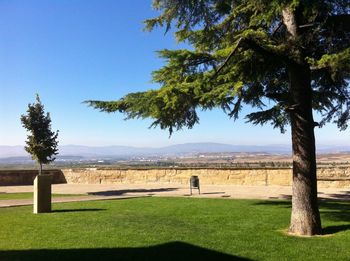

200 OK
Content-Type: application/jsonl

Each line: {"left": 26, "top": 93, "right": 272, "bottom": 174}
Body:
{"left": 33, "top": 174, "right": 52, "bottom": 214}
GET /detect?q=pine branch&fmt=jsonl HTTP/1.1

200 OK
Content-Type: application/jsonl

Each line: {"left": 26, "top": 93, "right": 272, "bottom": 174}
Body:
{"left": 210, "top": 37, "right": 243, "bottom": 80}
{"left": 271, "top": 22, "right": 283, "bottom": 36}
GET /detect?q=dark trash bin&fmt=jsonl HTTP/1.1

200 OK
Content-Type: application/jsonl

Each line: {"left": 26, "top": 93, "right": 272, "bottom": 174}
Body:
{"left": 190, "top": 176, "right": 200, "bottom": 195}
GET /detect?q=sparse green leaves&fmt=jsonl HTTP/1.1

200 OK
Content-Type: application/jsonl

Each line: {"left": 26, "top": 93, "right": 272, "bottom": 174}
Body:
{"left": 246, "top": 104, "right": 290, "bottom": 133}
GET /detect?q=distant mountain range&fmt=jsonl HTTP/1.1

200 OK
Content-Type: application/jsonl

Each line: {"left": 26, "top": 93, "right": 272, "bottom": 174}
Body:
{"left": 1, "top": 143, "right": 350, "bottom": 159}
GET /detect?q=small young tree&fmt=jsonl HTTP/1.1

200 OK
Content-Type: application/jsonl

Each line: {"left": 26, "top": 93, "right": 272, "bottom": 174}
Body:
{"left": 21, "top": 94, "right": 59, "bottom": 175}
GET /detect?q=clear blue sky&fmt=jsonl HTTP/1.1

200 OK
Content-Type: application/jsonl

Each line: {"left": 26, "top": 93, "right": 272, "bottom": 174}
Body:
{"left": 0, "top": 0, "right": 348, "bottom": 147}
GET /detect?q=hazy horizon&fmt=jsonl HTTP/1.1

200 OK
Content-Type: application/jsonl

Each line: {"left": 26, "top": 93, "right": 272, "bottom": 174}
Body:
{"left": 2, "top": 141, "right": 350, "bottom": 148}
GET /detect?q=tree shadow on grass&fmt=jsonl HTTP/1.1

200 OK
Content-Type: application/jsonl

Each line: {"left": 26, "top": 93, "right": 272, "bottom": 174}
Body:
{"left": 254, "top": 199, "right": 350, "bottom": 234}
{"left": 0, "top": 241, "right": 252, "bottom": 261}
{"left": 322, "top": 224, "right": 350, "bottom": 234}
{"left": 52, "top": 208, "right": 106, "bottom": 213}
{"left": 268, "top": 191, "right": 350, "bottom": 201}
{"left": 319, "top": 201, "right": 350, "bottom": 224}
{"left": 88, "top": 188, "right": 178, "bottom": 196}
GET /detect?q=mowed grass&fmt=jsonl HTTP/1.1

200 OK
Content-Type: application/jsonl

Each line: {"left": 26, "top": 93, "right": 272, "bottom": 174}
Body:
{"left": 0, "top": 193, "right": 86, "bottom": 200}
{"left": 0, "top": 197, "right": 349, "bottom": 261}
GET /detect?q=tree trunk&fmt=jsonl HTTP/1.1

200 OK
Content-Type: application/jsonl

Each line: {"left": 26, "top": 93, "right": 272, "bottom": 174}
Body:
{"left": 282, "top": 5, "right": 322, "bottom": 236}
{"left": 39, "top": 162, "right": 43, "bottom": 176}
{"left": 288, "top": 64, "right": 322, "bottom": 236}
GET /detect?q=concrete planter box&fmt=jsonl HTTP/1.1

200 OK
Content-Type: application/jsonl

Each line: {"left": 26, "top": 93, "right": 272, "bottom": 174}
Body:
{"left": 33, "top": 174, "right": 52, "bottom": 214}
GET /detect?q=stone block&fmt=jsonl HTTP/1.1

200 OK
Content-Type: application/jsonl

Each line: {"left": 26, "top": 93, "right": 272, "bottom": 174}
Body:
{"left": 33, "top": 174, "right": 52, "bottom": 214}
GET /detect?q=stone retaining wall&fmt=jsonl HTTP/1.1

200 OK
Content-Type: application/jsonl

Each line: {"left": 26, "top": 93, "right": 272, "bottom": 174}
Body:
{"left": 61, "top": 167, "right": 350, "bottom": 188}
{"left": 0, "top": 169, "right": 66, "bottom": 186}
{"left": 1, "top": 167, "right": 349, "bottom": 188}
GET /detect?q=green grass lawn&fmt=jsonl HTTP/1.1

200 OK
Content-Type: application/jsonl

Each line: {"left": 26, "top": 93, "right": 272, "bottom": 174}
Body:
{"left": 0, "top": 197, "right": 349, "bottom": 260}
{"left": 0, "top": 193, "right": 86, "bottom": 200}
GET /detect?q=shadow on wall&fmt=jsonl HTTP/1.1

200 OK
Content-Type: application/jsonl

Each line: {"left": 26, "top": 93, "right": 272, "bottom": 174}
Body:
{"left": 88, "top": 188, "right": 179, "bottom": 196}
{"left": 0, "top": 241, "right": 251, "bottom": 261}
{"left": 0, "top": 169, "right": 67, "bottom": 186}
{"left": 51, "top": 169, "right": 67, "bottom": 184}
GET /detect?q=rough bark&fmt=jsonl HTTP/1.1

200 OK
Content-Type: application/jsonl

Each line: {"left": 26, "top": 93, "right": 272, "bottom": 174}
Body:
{"left": 288, "top": 64, "right": 322, "bottom": 235}
{"left": 282, "top": 8, "right": 298, "bottom": 38}
{"left": 283, "top": 6, "right": 322, "bottom": 236}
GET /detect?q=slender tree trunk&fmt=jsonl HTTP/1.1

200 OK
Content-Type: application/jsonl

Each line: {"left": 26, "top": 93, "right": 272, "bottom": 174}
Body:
{"left": 288, "top": 64, "right": 322, "bottom": 235}
{"left": 39, "top": 162, "right": 42, "bottom": 176}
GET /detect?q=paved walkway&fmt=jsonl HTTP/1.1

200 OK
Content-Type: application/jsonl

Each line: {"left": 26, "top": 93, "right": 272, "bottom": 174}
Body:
{"left": 1, "top": 183, "right": 349, "bottom": 208}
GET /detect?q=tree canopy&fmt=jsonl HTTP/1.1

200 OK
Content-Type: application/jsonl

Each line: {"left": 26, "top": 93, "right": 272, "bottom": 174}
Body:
{"left": 21, "top": 94, "right": 59, "bottom": 168}
{"left": 85, "top": 0, "right": 349, "bottom": 236}
{"left": 86, "top": 0, "right": 349, "bottom": 135}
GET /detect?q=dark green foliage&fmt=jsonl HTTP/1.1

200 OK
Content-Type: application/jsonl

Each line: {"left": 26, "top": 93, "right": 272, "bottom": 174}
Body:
{"left": 86, "top": 0, "right": 349, "bottom": 134}
{"left": 20, "top": 94, "right": 59, "bottom": 167}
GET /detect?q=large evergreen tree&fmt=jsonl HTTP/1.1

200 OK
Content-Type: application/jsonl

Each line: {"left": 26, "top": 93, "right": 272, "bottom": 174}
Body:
{"left": 21, "top": 94, "right": 59, "bottom": 175}
{"left": 86, "top": 0, "right": 350, "bottom": 235}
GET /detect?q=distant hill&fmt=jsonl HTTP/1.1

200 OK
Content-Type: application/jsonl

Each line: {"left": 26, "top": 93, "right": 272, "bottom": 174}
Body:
{"left": 158, "top": 143, "right": 292, "bottom": 154}
{"left": 0, "top": 143, "right": 349, "bottom": 159}
{"left": 0, "top": 146, "right": 27, "bottom": 158}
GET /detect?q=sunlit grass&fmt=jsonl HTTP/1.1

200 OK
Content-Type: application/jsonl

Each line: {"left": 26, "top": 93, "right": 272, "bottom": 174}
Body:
{"left": 0, "top": 197, "right": 349, "bottom": 260}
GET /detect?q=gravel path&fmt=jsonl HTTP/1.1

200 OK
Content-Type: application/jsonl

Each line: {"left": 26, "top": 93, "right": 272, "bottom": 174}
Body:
{"left": 1, "top": 183, "right": 349, "bottom": 208}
